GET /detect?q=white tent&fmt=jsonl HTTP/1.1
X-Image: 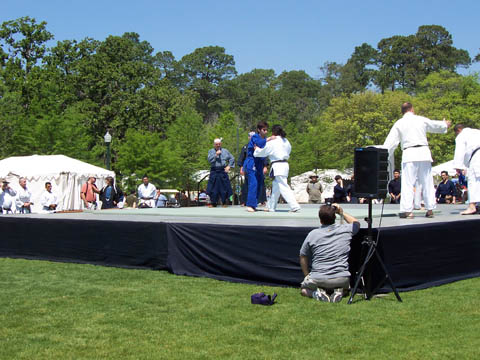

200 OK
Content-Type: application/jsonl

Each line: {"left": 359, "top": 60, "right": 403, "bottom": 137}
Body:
{"left": 431, "top": 160, "right": 456, "bottom": 177}
{"left": 0, "top": 155, "right": 115, "bottom": 212}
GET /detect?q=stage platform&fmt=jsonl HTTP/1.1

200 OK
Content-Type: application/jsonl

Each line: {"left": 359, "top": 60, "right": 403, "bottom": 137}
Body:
{"left": 2, "top": 204, "right": 480, "bottom": 293}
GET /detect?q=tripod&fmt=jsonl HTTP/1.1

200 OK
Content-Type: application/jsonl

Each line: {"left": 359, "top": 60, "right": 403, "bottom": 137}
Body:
{"left": 347, "top": 197, "right": 402, "bottom": 304}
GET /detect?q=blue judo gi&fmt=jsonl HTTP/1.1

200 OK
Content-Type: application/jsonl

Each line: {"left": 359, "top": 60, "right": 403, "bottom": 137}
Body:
{"left": 243, "top": 133, "right": 267, "bottom": 209}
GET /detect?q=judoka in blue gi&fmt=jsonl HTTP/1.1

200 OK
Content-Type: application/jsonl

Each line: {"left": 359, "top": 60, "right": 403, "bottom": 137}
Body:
{"left": 206, "top": 138, "right": 235, "bottom": 207}
{"left": 243, "top": 121, "right": 269, "bottom": 212}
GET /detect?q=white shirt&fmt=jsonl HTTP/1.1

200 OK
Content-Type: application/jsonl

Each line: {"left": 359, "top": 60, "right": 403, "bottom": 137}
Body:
{"left": 16, "top": 186, "right": 32, "bottom": 209}
{"left": 138, "top": 183, "right": 157, "bottom": 199}
{"left": 254, "top": 137, "right": 291, "bottom": 177}
{"left": 0, "top": 187, "right": 17, "bottom": 210}
{"left": 453, "top": 128, "right": 480, "bottom": 176}
{"left": 383, "top": 112, "right": 448, "bottom": 163}
{"left": 41, "top": 190, "right": 58, "bottom": 209}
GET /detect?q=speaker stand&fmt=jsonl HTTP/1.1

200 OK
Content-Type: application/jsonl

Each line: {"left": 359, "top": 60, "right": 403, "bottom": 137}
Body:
{"left": 347, "top": 198, "right": 402, "bottom": 304}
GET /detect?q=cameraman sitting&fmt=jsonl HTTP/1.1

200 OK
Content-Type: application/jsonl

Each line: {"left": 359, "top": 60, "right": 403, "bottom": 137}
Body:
{"left": 299, "top": 203, "right": 360, "bottom": 303}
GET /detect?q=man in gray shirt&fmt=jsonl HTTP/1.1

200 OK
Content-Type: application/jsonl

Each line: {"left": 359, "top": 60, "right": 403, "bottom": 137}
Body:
{"left": 299, "top": 203, "right": 360, "bottom": 303}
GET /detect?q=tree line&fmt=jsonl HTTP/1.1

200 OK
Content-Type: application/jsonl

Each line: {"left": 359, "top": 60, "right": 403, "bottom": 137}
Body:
{"left": 1, "top": 17, "right": 479, "bottom": 191}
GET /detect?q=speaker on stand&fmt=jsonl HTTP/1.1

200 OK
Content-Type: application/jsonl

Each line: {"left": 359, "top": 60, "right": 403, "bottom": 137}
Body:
{"left": 348, "top": 147, "right": 402, "bottom": 304}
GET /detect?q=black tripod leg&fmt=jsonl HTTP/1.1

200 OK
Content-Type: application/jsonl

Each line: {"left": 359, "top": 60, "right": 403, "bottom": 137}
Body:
{"left": 371, "top": 250, "right": 402, "bottom": 302}
{"left": 347, "top": 243, "right": 375, "bottom": 304}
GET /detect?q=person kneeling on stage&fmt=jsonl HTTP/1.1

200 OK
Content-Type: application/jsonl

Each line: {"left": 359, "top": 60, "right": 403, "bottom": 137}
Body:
{"left": 299, "top": 203, "right": 360, "bottom": 303}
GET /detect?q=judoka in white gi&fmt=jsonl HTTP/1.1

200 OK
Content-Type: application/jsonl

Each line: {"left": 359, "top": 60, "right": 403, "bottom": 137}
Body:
{"left": 254, "top": 125, "right": 300, "bottom": 212}
{"left": 383, "top": 102, "right": 450, "bottom": 218}
{"left": 137, "top": 175, "right": 157, "bottom": 208}
{"left": 453, "top": 124, "right": 480, "bottom": 215}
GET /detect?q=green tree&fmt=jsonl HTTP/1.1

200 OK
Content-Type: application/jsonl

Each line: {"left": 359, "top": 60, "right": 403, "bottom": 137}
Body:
{"left": 313, "top": 91, "right": 412, "bottom": 168}
{"left": 180, "top": 46, "right": 237, "bottom": 121}
{"left": 219, "top": 68, "right": 276, "bottom": 129}
{"left": 162, "top": 108, "right": 208, "bottom": 192}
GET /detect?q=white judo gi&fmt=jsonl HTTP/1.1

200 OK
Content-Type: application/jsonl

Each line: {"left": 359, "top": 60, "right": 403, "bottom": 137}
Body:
{"left": 254, "top": 137, "right": 300, "bottom": 212}
{"left": 453, "top": 127, "right": 480, "bottom": 203}
{"left": 138, "top": 183, "right": 157, "bottom": 208}
{"left": 383, "top": 112, "right": 448, "bottom": 213}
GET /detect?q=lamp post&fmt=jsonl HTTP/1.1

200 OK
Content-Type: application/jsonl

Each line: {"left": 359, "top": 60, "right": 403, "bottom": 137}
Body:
{"left": 104, "top": 131, "right": 112, "bottom": 170}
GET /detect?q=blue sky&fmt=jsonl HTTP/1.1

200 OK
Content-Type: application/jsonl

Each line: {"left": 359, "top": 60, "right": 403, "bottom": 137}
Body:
{"left": 3, "top": 0, "right": 480, "bottom": 78}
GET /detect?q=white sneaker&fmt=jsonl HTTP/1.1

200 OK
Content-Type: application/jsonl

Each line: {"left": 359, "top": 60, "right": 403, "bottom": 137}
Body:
{"left": 312, "top": 289, "right": 330, "bottom": 302}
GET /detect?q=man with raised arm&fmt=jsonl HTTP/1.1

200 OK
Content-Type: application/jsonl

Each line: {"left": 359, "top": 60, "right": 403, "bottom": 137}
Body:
{"left": 383, "top": 102, "right": 450, "bottom": 219}
{"left": 299, "top": 203, "right": 360, "bottom": 303}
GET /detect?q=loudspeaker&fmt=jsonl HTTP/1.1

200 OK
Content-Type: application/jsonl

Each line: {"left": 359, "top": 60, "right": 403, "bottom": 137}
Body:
{"left": 353, "top": 147, "right": 389, "bottom": 198}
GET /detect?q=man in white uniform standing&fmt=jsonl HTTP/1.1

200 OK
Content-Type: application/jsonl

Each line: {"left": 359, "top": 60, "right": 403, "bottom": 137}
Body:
{"left": 383, "top": 102, "right": 450, "bottom": 218}
{"left": 453, "top": 124, "right": 480, "bottom": 215}
{"left": 254, "top": 124, "right": 300, "bottom": 212}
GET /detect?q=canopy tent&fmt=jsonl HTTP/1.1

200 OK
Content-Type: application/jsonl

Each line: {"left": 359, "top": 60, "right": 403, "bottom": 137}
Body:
{"left": 431, "top": 160, "right": 456, "bottom": 177}
{"left": 0, "top": 155, "right": 115, "bottom": 212}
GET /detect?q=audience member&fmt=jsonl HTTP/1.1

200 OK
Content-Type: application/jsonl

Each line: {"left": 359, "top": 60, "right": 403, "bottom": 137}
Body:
{"left": 100, "top": 176, "right": 123, "bottom": 209}
{"left": 40, "top": 182, "right": 58, "bottom": 212}
{"left": 0, "top": 179, "right": 17, "bottom": 214}
{"left": 333, "top": 175, "right": 349, "bottom": 203}
{"left": 80, "top": 176, "right": 100, "bottom": 210}
{"left": 435, "top": 171, "right": 456, "bottom": 204}
{"left": 306, "top": 174, "right": 323, "bottom": 204}
{"left": 299, "top": 203, "right": 360, "bottom": 303}
{"left": 125, "top": 190, "right": 138, "bottom": 208}
{"left": 15, "top": 177, "right": 33, "bottom": 213}
{"left": 155, "top": 190, "right": 168, "bottom": 208}
{"left": 388, "top": 169, "right": 402, "bottom": 204}
{"left": 198, "top": 189, "right": 208, "bottom": 205}
{"left": 137, "top": 175, "right": 157, "bottom": 208}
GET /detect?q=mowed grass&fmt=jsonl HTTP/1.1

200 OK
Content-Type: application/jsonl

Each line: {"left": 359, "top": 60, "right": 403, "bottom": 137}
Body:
{"left": 1, "top": 258, "right": 479, "bottom": 359}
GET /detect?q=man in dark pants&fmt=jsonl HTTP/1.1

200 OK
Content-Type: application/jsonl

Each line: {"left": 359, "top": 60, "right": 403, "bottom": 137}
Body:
{"left": 206, "top": 138, "right": 235, "bottom": 207}
{"left": 388, "top": 169, "right": 402, "bottom": 204}
{"left": 436, "top": 171, "right": 456, "bottom": 204}
{"left": 238, "top": 131, "right": 268, "bottom": 206}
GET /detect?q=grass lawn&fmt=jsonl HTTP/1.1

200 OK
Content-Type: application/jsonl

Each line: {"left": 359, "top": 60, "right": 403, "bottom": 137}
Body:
{"left": 1, "top": 258, "right": 479, "bottom": 359}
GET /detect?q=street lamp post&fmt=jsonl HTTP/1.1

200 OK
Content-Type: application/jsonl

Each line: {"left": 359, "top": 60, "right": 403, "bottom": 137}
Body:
{"left": 104, "top": 131, "right": 112, "bottom": 170}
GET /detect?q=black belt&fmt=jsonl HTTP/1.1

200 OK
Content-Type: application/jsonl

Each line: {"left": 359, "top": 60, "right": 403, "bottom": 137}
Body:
{"left": 270, "top": 160, "right": 288, "bottom": 164}
{"left": 403, "top": 144, "right": 427, "bottom": 151}
{"left": 469, "top": 147, "right": 480, "bottom": 163}
{"left": 211, "top": 166, "right": 226, "bottom": 171}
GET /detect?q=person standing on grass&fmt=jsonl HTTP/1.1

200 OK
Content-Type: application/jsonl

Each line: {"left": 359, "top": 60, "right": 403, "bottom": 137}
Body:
{"left": 299, "top": 203, "right": 360, "bottom": 303}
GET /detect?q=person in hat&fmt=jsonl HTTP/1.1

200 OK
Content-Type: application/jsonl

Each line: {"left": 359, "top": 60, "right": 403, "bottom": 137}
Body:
{"left": 80, "top": 176, "right": 100, "bottom": 210}
{"left": 0, "top": 179, "right": 17, "bottom": 214}
{"left": 306, "top": 174, "right": 323, "bottom": 204}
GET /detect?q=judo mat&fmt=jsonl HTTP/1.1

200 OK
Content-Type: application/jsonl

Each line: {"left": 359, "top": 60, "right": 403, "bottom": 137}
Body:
{"left": 1, "top": 203, "right": 480, "bottom": 293}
